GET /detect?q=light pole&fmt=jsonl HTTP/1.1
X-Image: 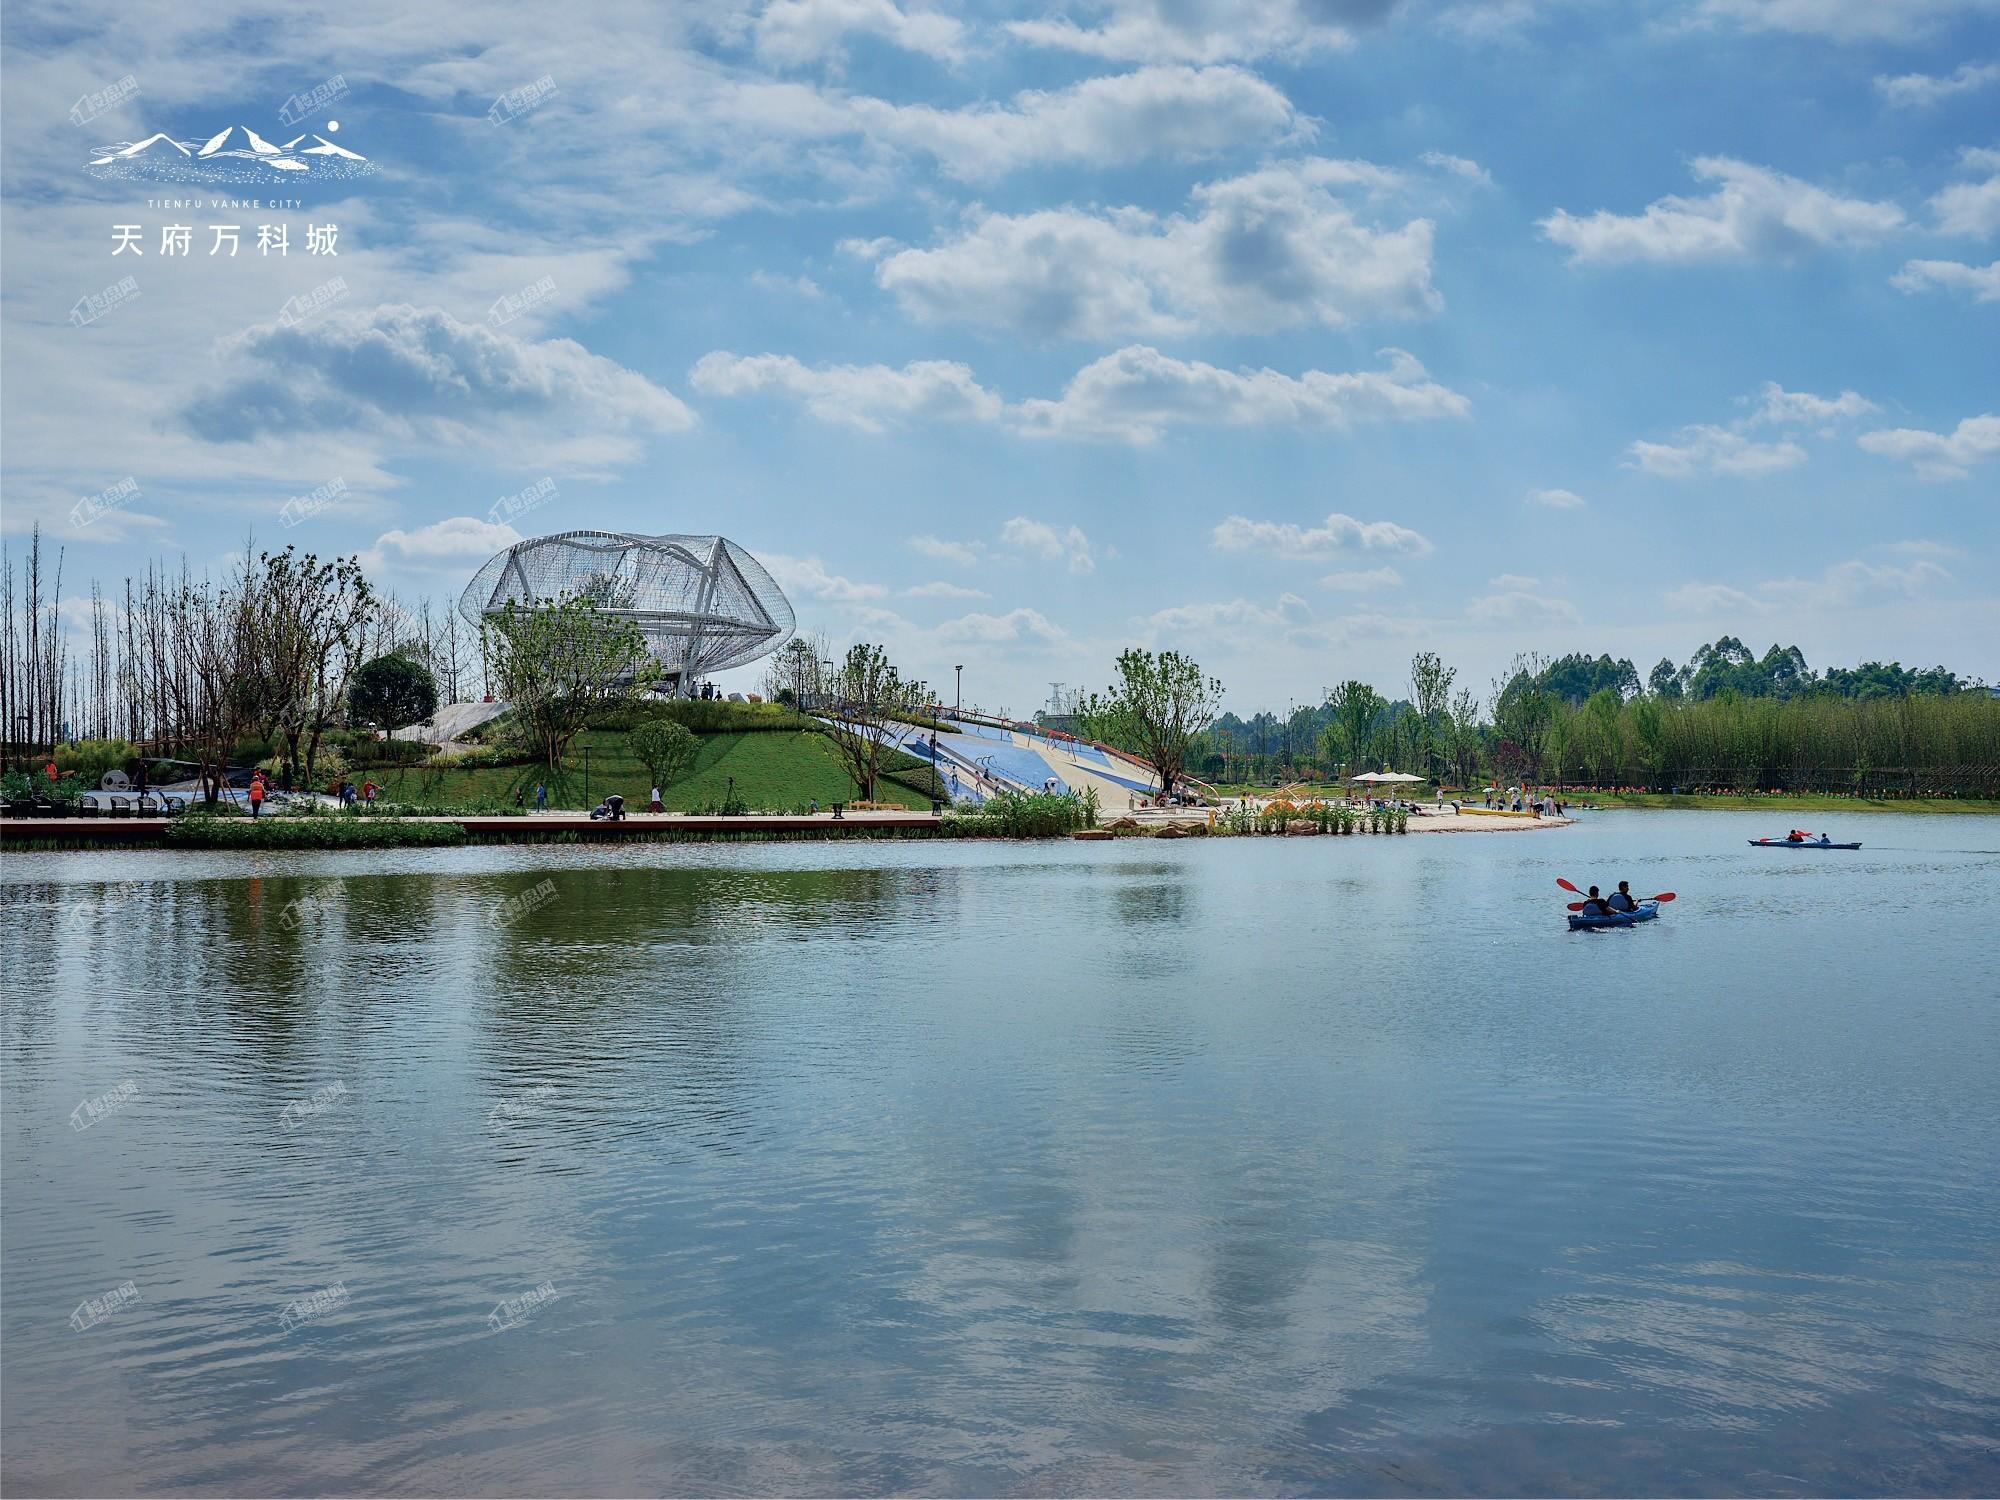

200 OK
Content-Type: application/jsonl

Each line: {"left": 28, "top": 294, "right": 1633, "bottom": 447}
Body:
{"left": 954, "top": 664, "right": 963, "bottom": 715}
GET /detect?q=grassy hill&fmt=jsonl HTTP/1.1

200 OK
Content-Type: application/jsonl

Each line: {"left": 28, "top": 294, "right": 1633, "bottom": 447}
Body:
{"left": 368, "top": 725, "right": 934, "bottom": 812}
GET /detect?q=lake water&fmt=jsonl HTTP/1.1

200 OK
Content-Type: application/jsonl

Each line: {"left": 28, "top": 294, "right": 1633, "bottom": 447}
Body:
{"left": 4, "top": 811, "right": 1997, "bottom": 1497}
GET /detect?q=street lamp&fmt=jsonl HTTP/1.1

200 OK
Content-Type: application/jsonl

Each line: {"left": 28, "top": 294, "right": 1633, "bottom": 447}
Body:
{"left": 954, "top": 664, "right": 963, "bottom": 715}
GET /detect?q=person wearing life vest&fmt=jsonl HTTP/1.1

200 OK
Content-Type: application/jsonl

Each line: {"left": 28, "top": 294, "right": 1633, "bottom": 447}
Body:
{"left": 248, "top": 772, "right": 267, "bottom": 818}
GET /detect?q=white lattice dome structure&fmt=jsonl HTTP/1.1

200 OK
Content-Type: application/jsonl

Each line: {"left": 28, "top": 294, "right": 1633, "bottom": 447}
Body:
{"left": 460, "top": 531, "right": 795, "bottom": 690}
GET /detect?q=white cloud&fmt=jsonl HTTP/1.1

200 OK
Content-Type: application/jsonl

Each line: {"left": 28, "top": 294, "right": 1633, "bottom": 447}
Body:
{"left": 872, "top": 158, "right": 1438, "bottom": 339}
{"left": 1746, "top": 381, "right": 1879, "bottom": 428}
{"left": 749, "top": 271, "right": 825, "bottom": 298}
{"left": 688, "top": 352, "right": 1003, "bottom": 431}
{"left": 1892, "top": 258, "right": 2000, "bottom": 300}
{"left": 1466, "top": 584, "right": 1579, "bottom": 623}
{"left": 1858, "top": 413, "right": 2000, "bottom": 479}
{"left": 1697, "top": 0, "right": 2000, "bottom": 42}
{"left": 1667, "top": 554, "right": 1954, "bottom": 615}
{"left": 189, "top": 304, "right": 695, "bottom": 473}
{"left": 1540, "top": 157, "right": 1903, "bottom": 265}
{"left": 934, "top": 607, "right": 1069, "bottom": 644}
{"left": 752, "top": 0, "right": 967, "bottom": 68}
{"left": 1005, "top": 0, "right": 1391, "bottom": 64}
{"left": 1212, "top": 509, "right": 1434, "bottom": 559}
{"left": 852, "top": 65, "right": 1304, "bottom": 182}
{"left": 909, "top": 534, "right": 985, "bottom": 566}
{"left": 1931, "top": 150, "right": 2000, "bottom": 237}
{"left": 360, "top": 516, "right": 522, "bottom": 576}
{"left": 1017, "top": 346, "right": 1468, "bottom": 443}
{"left": 1136, "top": 592, "right": 1324, "bottom": 649}
{"left": 1875, "top": 60, "right": 2000, "bottom": 106}
{"left": 902, "top": 580, "right": 990, "bottom": 600}
{"left": 762, "top": 552, "right": 889, "bottom": 602}
{"left": 1627, "top": 425, "right": 1808, "bottom": 477}
{"left": 1527, "top": 487, "right": 1587, "bottom": 508}
{"left": 1319, "top": 566, "right": 1404, "bottom": 591}
{"left": 1663, "top": 581, "right": 1770, "bottom": 615}
{"left": 999, "top": 517, "right": 1097, "bottom": 574}
{"left": 1420, "top": 150, "right": 1491, "bottom": 183}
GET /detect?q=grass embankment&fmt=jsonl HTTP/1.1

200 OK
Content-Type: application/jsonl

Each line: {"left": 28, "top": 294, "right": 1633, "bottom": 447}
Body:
{"left": 369, "top": 725, "right": 934, "bottom": 812}
{"left": 1566, "top": 791, "right": 2000, "bottom": 815}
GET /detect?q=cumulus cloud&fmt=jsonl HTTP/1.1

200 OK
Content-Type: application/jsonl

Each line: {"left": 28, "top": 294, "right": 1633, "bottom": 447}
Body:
{"left": 909, "top": 534, "right": 985, "bottom": 566}
{"left": 902, "top": 580, "right": 990, "bottom": 599}
{"left": 186, "top": 305, "right": 694, "bottom": 470}
{"left": 360, "top": 516, "right": 522, "bottom": 576}
{"left": 1745, "top": 381, "right": 1879, "bottom": 428}
{"left": 1875, "top": 60, "right": 2000, "bottom": 106}
{"left": 1930, "top": 148, "right": 2000, "bottom": 237}
{"left": 1420, "top": 150, "right": 1491, "bottom": 182}
{"left": 1016, "top": 346, "right": 1468, "bottom": 443}
{"left": 1892, "top": 257, "right": 2000, "bottom": 300}
{"left": 1527, "top": 487, "right": 1587, "bottom": 508}
{"left": 752, "top": 0, "right": 967, "bottom": 67}
{"left": 689, "top": 352, "right": 1003, "bottom": 431}
{"left": 1667, "top": 554, "right": 1953, "bottom": 617}
{"left": 871, "top": 159, "right": 1438, "bottom": 339}
{"left": 762, "top": 552, "right": 889, "bottom": 602}
{"left": 999, "top": 517, "right": 1097, "bottom": 574}
{"left": 1540, "top": 157, "right": 1903, "bottom": 265}
{"left": 1466, "top": 580, "right": 1579, "bottom": 623}
{"left": 1319, "top": 566, "right": 1403, "bottom": 591}
{"left": 934, "top": 607, "right": 1069, "bottom": 644}
{"left": 1858, "top": 413, "right": 2000, "bottom": 479}
{"left": 853, "top": 65, "right": 1304, "bottom": 181}
{"left": 1136, "top": 592, "right": 1325, "bottom": 649}
{"left": 1005, "top": 0, "right": 1398, "bottom": 64}
{"left": 749, "top": 271, "right": 825, "bottom": 298}
{"left": 1211, "top": 509, "right": 1434, "bottom": 559}
{"left": 1697, "top": 0, "right": 2000, "bottom": 41}
{"left": 1627, "top": 425, "right": 1807, "bottom": 477}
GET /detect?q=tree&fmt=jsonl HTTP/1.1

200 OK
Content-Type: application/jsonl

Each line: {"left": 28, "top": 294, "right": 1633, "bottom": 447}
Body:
{"left": 1491, "top": 653, "right": 1555, "bottom": 782}
{"left": 1648, "top": 656, "right": 1683, "bottom": 700}
{"left": 1075, "top": 648, "right": 1222, "bottom": 798}
{"left": 243, "top": 546, "right": 375, "bottom": 786}
{"left": 1448, "top": 686, "right": 1482, "bottom": 788}
{"left": 818, "top": 642, "right": 930, "bottom": 802}
{"left": 487, "top": 594, "right": 655, "bottom": 768}
{"left": 1327, "top": 680, "right": 1385, "bottom": 772}
{"left": 631, "top": 717, "right": 699, "bottom": 791}
{"left": 349, "top": 652, "right": 438, "bottom": 730}
{"left": 1409, "top": 651, "right": 1455, "bottom": 779}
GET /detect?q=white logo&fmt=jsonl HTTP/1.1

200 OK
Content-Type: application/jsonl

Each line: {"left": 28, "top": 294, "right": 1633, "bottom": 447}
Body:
{"left": 89, "top": 123, "right": 375, "bottom": 183}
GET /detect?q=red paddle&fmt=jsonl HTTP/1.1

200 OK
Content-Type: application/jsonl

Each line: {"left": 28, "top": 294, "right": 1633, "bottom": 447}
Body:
{"left": 1567, "top": 893, "right": 1676, "bottom": 910}
{"left": 1557, "top": 878, "right": 1582, "bottom": 894}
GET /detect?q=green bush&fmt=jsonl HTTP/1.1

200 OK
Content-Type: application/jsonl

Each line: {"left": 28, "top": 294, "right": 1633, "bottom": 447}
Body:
{"left": 163, "top": 814, "right": 467, "bottom": 848}
{"left": 949, "top": 790, "right": 1087, "bottom": 839}
{"left": 589, "top": 698, "right": 803, "bottom": 734}
{"left": 53, "top": 739, "right": 135, "bottom": 787}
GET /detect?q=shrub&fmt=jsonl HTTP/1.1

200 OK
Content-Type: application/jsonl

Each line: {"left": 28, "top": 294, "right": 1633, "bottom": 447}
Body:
{"left": 163, "top": 814, "right": 467, "bottom": 848}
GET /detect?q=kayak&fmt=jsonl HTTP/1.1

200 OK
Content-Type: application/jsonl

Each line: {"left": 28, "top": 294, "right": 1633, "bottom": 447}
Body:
{"left": 1568, "top": 901, "right": 1659, "bottom": 930}
{"left": 1748, "top": 838, "right": 1862, "bottom": 849}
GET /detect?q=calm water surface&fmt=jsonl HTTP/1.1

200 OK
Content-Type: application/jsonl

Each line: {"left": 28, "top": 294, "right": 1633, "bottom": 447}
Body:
{"left": 3, "top": 811, "right": 1997, "bottom": 1496}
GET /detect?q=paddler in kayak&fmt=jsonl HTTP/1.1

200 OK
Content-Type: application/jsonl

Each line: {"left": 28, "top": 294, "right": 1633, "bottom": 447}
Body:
{"left": 1580, "top": 885, "right": 1613, "bottom": 916}
{"left": 1606, "top": 881, "right": 1638, "bottom": 912}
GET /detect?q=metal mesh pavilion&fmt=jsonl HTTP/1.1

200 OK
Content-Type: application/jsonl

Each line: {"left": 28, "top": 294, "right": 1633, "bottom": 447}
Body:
{"left": 460, "top": 532, "right": 795, "bottom": 689}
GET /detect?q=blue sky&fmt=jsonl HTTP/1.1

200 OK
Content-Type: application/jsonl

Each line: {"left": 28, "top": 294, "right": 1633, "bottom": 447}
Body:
{"left": 3, "top": 0, "right": 1995, "bottom": 715}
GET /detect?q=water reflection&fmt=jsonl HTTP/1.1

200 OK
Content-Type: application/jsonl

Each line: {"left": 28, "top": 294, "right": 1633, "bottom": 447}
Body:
{"left": 3, "top": 816, "right": 1998, "bottom": 1496}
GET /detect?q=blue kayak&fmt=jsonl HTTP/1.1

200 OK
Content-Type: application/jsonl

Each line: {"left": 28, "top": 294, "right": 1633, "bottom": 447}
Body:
{"left": 1568, "top": 901, "right": 1659, "bottom": 930}
{"left": 1749, "top": 838, "right": 1862, "bottom": 849}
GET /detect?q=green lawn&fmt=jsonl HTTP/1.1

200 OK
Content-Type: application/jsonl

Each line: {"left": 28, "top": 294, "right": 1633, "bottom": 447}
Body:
{"left": 1561, "top": 791, "right": 2000, "bottom": 815}
{"left": 369, "top": 728, "right": 933, "bottom": 812}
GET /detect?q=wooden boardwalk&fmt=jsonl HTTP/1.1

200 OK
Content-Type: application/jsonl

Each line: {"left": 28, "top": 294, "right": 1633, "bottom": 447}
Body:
{"left": 2, "top": 811, "right": 943, "bottom": 845}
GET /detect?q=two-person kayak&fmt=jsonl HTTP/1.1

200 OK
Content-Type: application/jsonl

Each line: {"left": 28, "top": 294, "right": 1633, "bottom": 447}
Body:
{"left": 1567, "top": 901, "right": 1660, "bottom": 930}
{"left": 1749, "top": 837, "right": 1862, "bottom": 849}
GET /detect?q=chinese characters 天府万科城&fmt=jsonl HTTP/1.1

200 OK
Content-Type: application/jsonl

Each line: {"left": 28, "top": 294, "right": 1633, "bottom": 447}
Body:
{"left": 112, "top": 222, "right": 339, "bottom": 256}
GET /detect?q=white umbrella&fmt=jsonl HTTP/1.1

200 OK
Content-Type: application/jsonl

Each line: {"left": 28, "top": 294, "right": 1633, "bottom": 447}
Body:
{"left": 1355, "top": 771, "right": 1426, "bottom": 783}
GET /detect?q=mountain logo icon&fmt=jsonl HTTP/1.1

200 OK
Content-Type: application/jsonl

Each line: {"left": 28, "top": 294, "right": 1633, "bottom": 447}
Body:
{"left": 89, "top": 124, "right": 375, "bottom": 182}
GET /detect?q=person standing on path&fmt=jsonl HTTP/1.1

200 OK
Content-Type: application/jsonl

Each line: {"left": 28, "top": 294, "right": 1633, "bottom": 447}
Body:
{"left": 649, "top": 785, "right": 663, "bottom": 813}
{"left": 534, "top": 782, "right": 546, "bottom": 812}
{"left": 248, "top": 772, "right": 266, "bottom": 819}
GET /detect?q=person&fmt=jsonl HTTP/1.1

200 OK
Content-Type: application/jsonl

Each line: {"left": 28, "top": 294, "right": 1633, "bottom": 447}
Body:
{"left": 514, "top": 788, "right": 525, "bottom": 809}
{"left": 649, "top": 785, "right": 663, "bottom": 814}
{"left": 534, "top": 782, "right": 546, "bottom": 812}
{"left": 248, "top": 772, "right": 266, "bottom": 819}
{"left": 361, "top": 779, "right": 378, "bottom": 805}
{"left": 808, "top": 798, "right": 819, "bottom": 815}
{"left": 1580, "top": 885, "right": 1612, "bottom": 916}
{"left": 605, "top": 792, "right": 625, "bottom": 822}
{"left": 1607, "top": 881, "right": 1638, "bottom": 913}
{"left": 134, "top": 761, "right": 148, "bottom": 797}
